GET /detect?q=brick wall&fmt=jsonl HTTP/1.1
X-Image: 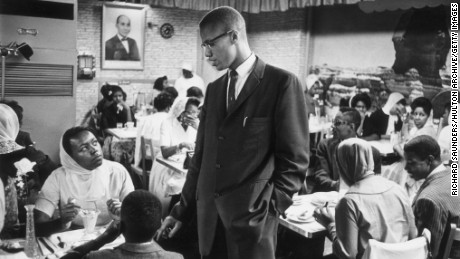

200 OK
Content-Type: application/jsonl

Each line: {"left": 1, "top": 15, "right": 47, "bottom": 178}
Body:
{"left": 248, "top": 8, "right": 308, "bottom": 83}
{"left": 76, "top": 1, "right": 309, "bottom": 123}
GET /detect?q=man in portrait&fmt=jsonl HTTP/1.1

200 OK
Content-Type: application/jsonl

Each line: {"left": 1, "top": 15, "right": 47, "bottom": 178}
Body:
{"left": 105, "top": 14, "right": 140, "bottom": 61}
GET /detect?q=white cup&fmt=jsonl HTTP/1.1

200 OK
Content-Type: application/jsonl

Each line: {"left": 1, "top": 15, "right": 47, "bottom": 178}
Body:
{"left": 126, "top": 122, "right": 134, "bottom": 129}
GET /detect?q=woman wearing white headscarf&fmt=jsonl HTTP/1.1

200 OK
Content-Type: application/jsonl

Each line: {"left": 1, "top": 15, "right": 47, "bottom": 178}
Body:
{"left": 364, "top": 92, "right": 407, "bottom": 141}
{"left": 35, "top": 127, "right": 134, "bottom": 232}
{"left": 314, "top": 138, "right": 417, "bottom": 259}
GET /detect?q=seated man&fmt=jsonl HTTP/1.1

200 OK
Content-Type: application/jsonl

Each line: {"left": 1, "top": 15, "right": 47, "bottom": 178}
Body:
{"left": 35, "top": 127, "right": 134, "bottom": 234}
{"left": 404, "top": 135, "right": 460, "bottom": 259}
{"left": 308, "top": 107, "right": 361, "bottom": 192}
{"left": 61, "top": 190, "right": 183, "bottom": 259}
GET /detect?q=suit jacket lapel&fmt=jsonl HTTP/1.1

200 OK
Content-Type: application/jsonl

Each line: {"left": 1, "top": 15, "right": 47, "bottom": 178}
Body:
{"left": 215, "top": 74, "right": 228, "bottom": 123}
{"left": 226, "top": 57, "right": 266, "bottom": 117}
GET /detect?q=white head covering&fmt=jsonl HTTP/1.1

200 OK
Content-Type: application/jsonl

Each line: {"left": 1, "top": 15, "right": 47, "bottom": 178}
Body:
{"left": 59, "top": 135, "right": 109, "bottom": 200}
{"left": 0, "top": 104, "right": 23, "bottom": 154}
{"left": 181, "top": 62, "right": 193, "bottom": 72}
{"left": 382, "top": 92, "right": 404, "bottom": 114}
{"left": 168, "top": 97, "right": 188, "bottom": 119}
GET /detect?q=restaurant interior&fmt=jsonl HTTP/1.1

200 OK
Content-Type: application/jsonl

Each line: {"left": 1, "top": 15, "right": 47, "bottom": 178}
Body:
{"left": 0, "top": 0, "right": 457, "bottom": 258}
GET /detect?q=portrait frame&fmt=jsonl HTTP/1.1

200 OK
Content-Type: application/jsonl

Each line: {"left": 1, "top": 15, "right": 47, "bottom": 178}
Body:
{"left": 102, "top": 2, "right": 145, "bottom": 70}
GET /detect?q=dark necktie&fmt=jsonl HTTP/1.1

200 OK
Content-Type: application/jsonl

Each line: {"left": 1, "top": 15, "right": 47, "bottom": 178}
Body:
{"left": 227, "top": 69, "right": 238, "bottom": 111}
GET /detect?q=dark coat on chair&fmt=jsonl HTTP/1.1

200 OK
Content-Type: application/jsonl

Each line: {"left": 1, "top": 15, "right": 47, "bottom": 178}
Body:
{"left": 170, "top": 57, "right": 310, "bottom": 258}
{"left": 105, "top": 35, "right": 140, "bottom": 61}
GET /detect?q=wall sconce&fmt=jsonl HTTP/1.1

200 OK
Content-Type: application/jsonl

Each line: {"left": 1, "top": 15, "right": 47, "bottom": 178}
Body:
{"left": 77, "top": 54, "right": 95, "bottom": 80}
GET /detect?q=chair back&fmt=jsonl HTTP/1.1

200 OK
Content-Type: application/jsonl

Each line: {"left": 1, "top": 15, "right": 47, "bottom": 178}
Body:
{"left": 362, "top": 229, "right": 431, "bottom": 259}
{"left": 140, "top": 136, "right": 155, "bottom": 190}
{"left": 441, "top": 222, "right": 460, "bottom": 259}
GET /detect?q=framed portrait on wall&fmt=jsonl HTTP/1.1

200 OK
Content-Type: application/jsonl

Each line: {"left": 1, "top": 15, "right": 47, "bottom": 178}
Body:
{"left": 102, "top": 2, "right": 145, "bottom": 70}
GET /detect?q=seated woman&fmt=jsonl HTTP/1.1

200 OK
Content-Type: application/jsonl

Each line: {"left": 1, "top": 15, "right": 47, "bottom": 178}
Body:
{"left": 0, "top": 104, "right": 58, "bottom": 238}
{"left": 35, "top": 127, "right": 134, "bottom": 234}
{"left": 134, "top": 92, "right": 174, "bottom": 168}
{"left": 100, "top": 85, "right": 133, "bottom": 130}
{"left": 152, "top": 76, "right": 169, "bottom": 101}
{"left": 314, "top": 138, "right": 417, "bottom": 259}
{"left": 350, "top": 93, "right": 373, "bottom": 138}
{"left": 364, "top": 92, "right": 406, "bottom": 141}
{"left": 149, "top": 97, "right": 200, "bottom": 218}
{"left": 160, "top": 97, "right": 200, "bottom": 159}
{"left": 394, "top": 97, "right": 436, "bottom": 157}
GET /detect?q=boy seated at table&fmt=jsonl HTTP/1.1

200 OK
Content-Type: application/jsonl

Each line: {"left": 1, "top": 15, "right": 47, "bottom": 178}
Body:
{"left": 34, "top": 127, "right": 134, "bottom": 235}
{"left": 61, "top": 190, "right": 183, "bottom": 259}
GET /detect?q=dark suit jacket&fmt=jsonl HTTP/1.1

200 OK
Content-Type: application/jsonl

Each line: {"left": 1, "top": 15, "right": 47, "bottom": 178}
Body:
{"left": 364, "top": 108, "right": 403, "bottom": 137}
{"left": 171, "top": 57, "right": 309, "bottom": 255}
{"left": 105, "top": 35, "right": 140, "bottom": 61}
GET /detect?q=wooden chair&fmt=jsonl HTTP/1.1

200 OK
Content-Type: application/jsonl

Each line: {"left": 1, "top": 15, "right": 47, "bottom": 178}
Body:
{"left": 362, "top": 229, "right": 431, "bottom": 259}
{"left": 131, "top": 136, "right": 155, "bottom": 190}
{"left": 441, "top": 222, "right": 460, "bottom": 259}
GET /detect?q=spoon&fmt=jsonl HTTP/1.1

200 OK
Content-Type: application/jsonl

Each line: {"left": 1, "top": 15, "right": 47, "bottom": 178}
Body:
{"left": 57, "top": 236, "right": 66, "bottom": 249}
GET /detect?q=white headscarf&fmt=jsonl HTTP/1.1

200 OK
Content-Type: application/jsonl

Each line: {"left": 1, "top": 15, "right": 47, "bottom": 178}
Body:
{"left": 59, "top": 136, "right": 109, "bottom": 201}
{"left": 168, "top": 97, "right": 188, "bottom": 119}
{"left": 0, "top": 104, "right": 23, "bottom": 154}
{"left": 382, "top": 92, "right": 404, "bottom": 115}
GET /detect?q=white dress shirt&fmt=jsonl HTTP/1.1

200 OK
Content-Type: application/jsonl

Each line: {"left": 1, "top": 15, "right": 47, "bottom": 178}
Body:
{"left": 118, "top": 34, "right": 130, "bottom": 53}
{"left": 226, "top": 53, "right": 257, "bottom": 107}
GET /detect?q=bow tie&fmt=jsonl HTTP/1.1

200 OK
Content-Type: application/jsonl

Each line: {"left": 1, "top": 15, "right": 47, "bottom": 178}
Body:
{"left": 121, "top": 37, "right": 127, "bottom": 41}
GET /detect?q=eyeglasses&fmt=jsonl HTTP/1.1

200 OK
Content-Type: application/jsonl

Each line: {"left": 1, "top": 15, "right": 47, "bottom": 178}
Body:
{"left": 201, "top": 30, "right": 234, "bottom": 49}
{"left": 333, "top": 120, "right": 349, "bottom": 127}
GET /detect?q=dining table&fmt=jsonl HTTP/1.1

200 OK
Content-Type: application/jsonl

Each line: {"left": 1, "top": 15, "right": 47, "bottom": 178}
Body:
{"left": 0, "top": 226, "right": 124, "bottom": 258}
{"left": 104, "top": 127, "right": 137, "bottom": 140}
{"left": 279, "top": 191, "right": 341, "bottom": 239}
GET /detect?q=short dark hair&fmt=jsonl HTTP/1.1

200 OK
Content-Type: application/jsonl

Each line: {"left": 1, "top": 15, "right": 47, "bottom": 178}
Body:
{"left": 121, "top": 190, "right": 162, "bottom": 241}
{"left": 404, "top": 135, "right": 440, "bottom": 160}
{"left": 0, "top": 99, "right": 24, "bottom": 126}
{"left": 199, "top": 6, "right": 246, "bottom": 33}
{"left": 410, "top": 97, "right": 432, "bottom": 115}
{"left": 62, "top": 126, "right": 95, "bottom": 156}
{"left": 340, "top": 107, "right": 361, "bottom": 130}
{"left": 153, "top": 76, "right": 168, "bottom": 91}
{"left": 100, "top": 84, "right": 113, "bottom": 100}
{"left": 110, "top": 85, "right": 127, "bottom": 101}
{"left": 186, "top": 86, "right": 204, "bottom": 99}
{"left": 185, "top": 97, "right": 201, "bottom": 110}
{"left": 397, "top": 98, "right": 407, "bottom": 106}
{"left": 351, "top": 93, "right": 372, "bottom": 110}
{"left": 153, "top": 93, "right": 174, "bottom": 112}
{"left": 163, "top": 87, "right": 178, "bottom": 101}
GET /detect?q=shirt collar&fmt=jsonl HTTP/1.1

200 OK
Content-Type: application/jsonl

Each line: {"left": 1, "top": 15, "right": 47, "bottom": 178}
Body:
{"left": 428, "top": 164, "right": 446, "bottom": 178}
{"left": 230, "top": 52, "right": 256, "bottom": 77}
{"left": 117, "top": 34, "right": 127, "bottom": 41}
{"left": 118, "top": 241, "right": 164, "bottom": 254}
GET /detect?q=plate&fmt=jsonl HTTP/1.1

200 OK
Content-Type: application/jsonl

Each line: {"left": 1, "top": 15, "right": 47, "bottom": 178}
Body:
{"left": 286, "top": 213, "right": 315, "bottom": 224}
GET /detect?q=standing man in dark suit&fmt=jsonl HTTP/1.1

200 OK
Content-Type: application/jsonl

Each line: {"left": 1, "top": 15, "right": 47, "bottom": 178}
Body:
{"left": 155, "top": 6, "right": 309, "bottom": 259}
{"left": 105, "top": 15, "right": 140, "bottom": 61}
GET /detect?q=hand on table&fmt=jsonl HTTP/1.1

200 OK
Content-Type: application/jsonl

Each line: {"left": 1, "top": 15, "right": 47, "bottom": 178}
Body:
{"left": 107, "top": 199, "right": 121, "bottom": 220}
{"left": 179, "top": 142, "right": 195, "bottom": 151}
{"left": 314, "top": 206, "right": 335, "bottom": 227}
{"left": 153, "top": 216, "right": 182, "bottom": 241}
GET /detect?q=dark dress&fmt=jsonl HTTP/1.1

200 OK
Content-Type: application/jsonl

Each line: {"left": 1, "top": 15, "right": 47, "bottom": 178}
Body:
{"left": 100, "top": 102, "right": 131, "bottom": 130}
{"left": 363, "top": 108, "right": 403, "bottom": 138}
